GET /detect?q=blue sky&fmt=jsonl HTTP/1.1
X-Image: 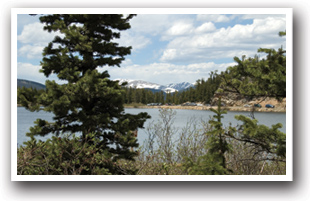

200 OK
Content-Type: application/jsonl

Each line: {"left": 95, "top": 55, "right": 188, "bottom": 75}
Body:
{"left": 16, "top": 13, "right": 286, "bottom": 85}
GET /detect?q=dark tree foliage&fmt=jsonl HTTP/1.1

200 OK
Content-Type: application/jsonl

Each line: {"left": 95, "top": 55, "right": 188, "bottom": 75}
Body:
{"left": 206, "top": 97, "right": 230, "bottom": 170}
{"left": 39, "top": 14, "right": 136, "bottom": 78}
{"left": 18, "top": 14, "right": 150, "bottom": 174}
{"left": 229, "top": 115, "right": 286, "bottom": 160}
{"left": 219, "top": 32, "right": 286, "bottom": 101}
{"left": 173, "top": 72, "right": 221, "bottom": 104}
{"left": 17, "top": 87, "right": 45, "bottom": 108}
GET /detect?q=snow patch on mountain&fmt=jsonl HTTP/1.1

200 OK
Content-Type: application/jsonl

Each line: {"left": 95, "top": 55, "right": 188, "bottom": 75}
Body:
{"left": 166, "top": 82, "right": 194, "bottom": 91}
{"left": 116, "top": 79, "right": 162, "bottom": 90}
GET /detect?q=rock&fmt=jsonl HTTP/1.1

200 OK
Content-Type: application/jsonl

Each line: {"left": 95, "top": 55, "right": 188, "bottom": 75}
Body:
{"left": 211, "top": 92, "right": 286, "bottom": 109}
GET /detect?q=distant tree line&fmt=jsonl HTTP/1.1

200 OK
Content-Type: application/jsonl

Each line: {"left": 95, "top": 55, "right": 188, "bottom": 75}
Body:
{"left": 121, "top": 71, "right": 222, "bottom": 105}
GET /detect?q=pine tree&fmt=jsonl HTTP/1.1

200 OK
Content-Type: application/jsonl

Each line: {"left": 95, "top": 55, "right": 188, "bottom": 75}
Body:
{"left": 217, "top": 31, "right": 286, "bottom": 165}
{"left": 206, "top": 97, "right": 230, "bottom": 169}
{"left": 18, "top": 14, "right": 150, "bottom": 174}
{"left": 187, "top": 97, "right": 231, "bottom": 175}
{"left": 219, "top": 32, "right": 286, "bottom": 101}
{"left": 230, "top": 115, "right": 286, "bottom": 160}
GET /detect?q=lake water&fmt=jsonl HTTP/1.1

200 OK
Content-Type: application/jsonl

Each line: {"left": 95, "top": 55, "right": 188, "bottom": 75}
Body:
{"left": 17, "top": 107, "right": 286, "bottom": 146}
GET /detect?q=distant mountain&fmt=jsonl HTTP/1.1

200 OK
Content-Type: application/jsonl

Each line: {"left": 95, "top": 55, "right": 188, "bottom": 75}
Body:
{"left": 17, "top": 78, "right": 194, "bottom": 93}
{"left": 166, "top": 82, "right": 194, "bottom": 92}
{"left": 115, "top": 79, "right": 195, "bottom": 93}
{"left": 17, "top": 79, "right": 46, "bottom": 90}
{"left": 115, "top": 79, "right": 178, "bottom": 93}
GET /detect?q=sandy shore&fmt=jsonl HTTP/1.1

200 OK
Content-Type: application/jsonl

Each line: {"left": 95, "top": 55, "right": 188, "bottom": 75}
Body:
{"left": 125, "top": 105, "right": 286, "bottom": 113}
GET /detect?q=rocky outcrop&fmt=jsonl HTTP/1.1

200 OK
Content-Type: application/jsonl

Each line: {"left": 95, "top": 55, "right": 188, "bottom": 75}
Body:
{"left": 211, "top": 92, "right": 286, "bottom": 111}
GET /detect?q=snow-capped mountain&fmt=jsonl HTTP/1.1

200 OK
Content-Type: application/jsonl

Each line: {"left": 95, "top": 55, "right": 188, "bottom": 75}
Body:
{"left": 166, "top": 82, "right": 194, "bottom": 92}
{"left": 116, "top": 79, "right": 163, "bottom": 90}
{"left": 115, "top": 79, "right": 193, "bottom": 93}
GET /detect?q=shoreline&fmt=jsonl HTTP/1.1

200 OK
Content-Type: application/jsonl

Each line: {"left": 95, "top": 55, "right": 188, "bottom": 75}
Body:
{"left": 125, "top": 105, "right": 286, "bottom": 113}
{"left": 18, "top": 104, "right": 286, "bottom": 113}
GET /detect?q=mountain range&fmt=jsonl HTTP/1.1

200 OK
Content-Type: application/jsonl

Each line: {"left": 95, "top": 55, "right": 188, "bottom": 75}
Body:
{"left": 17, "top": 78, "right": 195, "bottom": 93}
{"left": 115, "top": 79, "right": 194, "bottom": 93}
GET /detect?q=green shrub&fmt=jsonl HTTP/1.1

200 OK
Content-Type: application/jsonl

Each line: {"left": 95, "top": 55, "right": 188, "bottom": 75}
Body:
{"left": 17, "top": 133, "right": 137, "bottom": 175}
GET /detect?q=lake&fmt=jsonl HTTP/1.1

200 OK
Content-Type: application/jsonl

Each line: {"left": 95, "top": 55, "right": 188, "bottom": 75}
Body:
{"left": 17, "top": 107, "right": 286, "bottom": 146}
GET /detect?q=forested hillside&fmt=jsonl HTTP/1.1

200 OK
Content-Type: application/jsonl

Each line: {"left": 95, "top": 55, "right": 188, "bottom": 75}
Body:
{"left": 17, "top": 79, "right": 46, "bottom": 90}
{"left": 122, "top": 71, "right": 222, "bottom": 105}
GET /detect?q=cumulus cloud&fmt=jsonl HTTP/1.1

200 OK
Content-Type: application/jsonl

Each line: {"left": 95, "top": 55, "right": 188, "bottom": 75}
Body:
{"left": 18, "top": 22, "right": 57, "bottom": 45}
{"left": 252, "top": 17, "right": 286, "bottom": 35}
{"left": 160, "top": 16, "right": 286, "bottom": 63}
{"left": 17, "top": 62, "right": 40, "bottom": 74}
{"left": 130, "top": 14, "right": 189, "bottom": 35}
{"left": 124, "top": 14, "right": 285, "bottom": 64}
{"left": 195, "top": 22, "right": 216, "bottom": 33}
{"left": 161, "top": 49, "right": 178, "bottom": 61}
{"left": 115, "top": 31, "right": 152, "bottom": 51}
{"left": 18, "top": 44, "right": 44, "bottom": 59}
{"left": 130, "top": 14, "right": 196, "bottom": 42}
{"left": 17, "top": 22, "right": 62, "bottom": 58}
{"left": 120, "top": 58, "right": 133, "bottom": 66}
{"left": 166, "top": 21, "right": 194, "bottom": 36}
{"left": 17, "top": 62, "right": 44, "bottom": 82}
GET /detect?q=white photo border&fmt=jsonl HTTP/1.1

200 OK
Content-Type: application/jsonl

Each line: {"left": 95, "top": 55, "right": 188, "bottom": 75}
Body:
{"left": 11, "top": 7, "right": 293, "bottom": 181}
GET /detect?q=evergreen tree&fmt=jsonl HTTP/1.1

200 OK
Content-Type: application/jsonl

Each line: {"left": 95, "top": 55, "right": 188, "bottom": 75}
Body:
{"left": 186, "top": 98, "right": 231, "bottom": 175}
{"left": 217, "top": 31, "right": 286, "bottom": 165}
{"left": 18, "top": 14, "right": 150, "bottom": 174}
{"left": 219, "top": 32, "right": 286, "bottom": 101}
{"left": 206, "top": 97, "right": 230, "bottom": 169}
{"left": 229, "top": 115, "right": 286, "bottom": 161}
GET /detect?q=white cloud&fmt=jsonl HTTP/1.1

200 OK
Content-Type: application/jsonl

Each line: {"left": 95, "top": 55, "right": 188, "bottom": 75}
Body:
{"left": 161, "top": 49, "right": 177, "bottom": 61}
{"left": 196, "top": 14, "right": 231, "bottom": 23}
{"left": 130, "top": 14, "right": 196, "bottom": 42}
{"left": 18, "top": 44, "right": 44, "bottom": 59}
{"left": 17, "top": 62, "right": 44, "bottom": 83}
{"left": 252, "top": 17, "right": 286, "bottom": 35}
{"left": 115, "top": 31, "right": 151, "bottom": 51}
{"left": 130, "top": 15, "right": 188, "bottom": 35}
{"left": 17, "top": 62, "right": 67, "bottom": 85}
{"left": 166, "top": 22, "right": 194, "bottom": 36}
{"left": 195, "top": 22, "right": 216, "bottom": 33}
{"left": 160, "top": 16, "right": 286, "bottom": 63}
{"left": 120, "top": 58, "right": 133, "bottom": 66}
{"left": 17, "top": 14, "right": 40, "bottom": 33}
{"left": 17, "top": 22, "right": 63, "bottom": 59}
{"left": 17, "top": 22, "right": 57, "bottom": 45}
